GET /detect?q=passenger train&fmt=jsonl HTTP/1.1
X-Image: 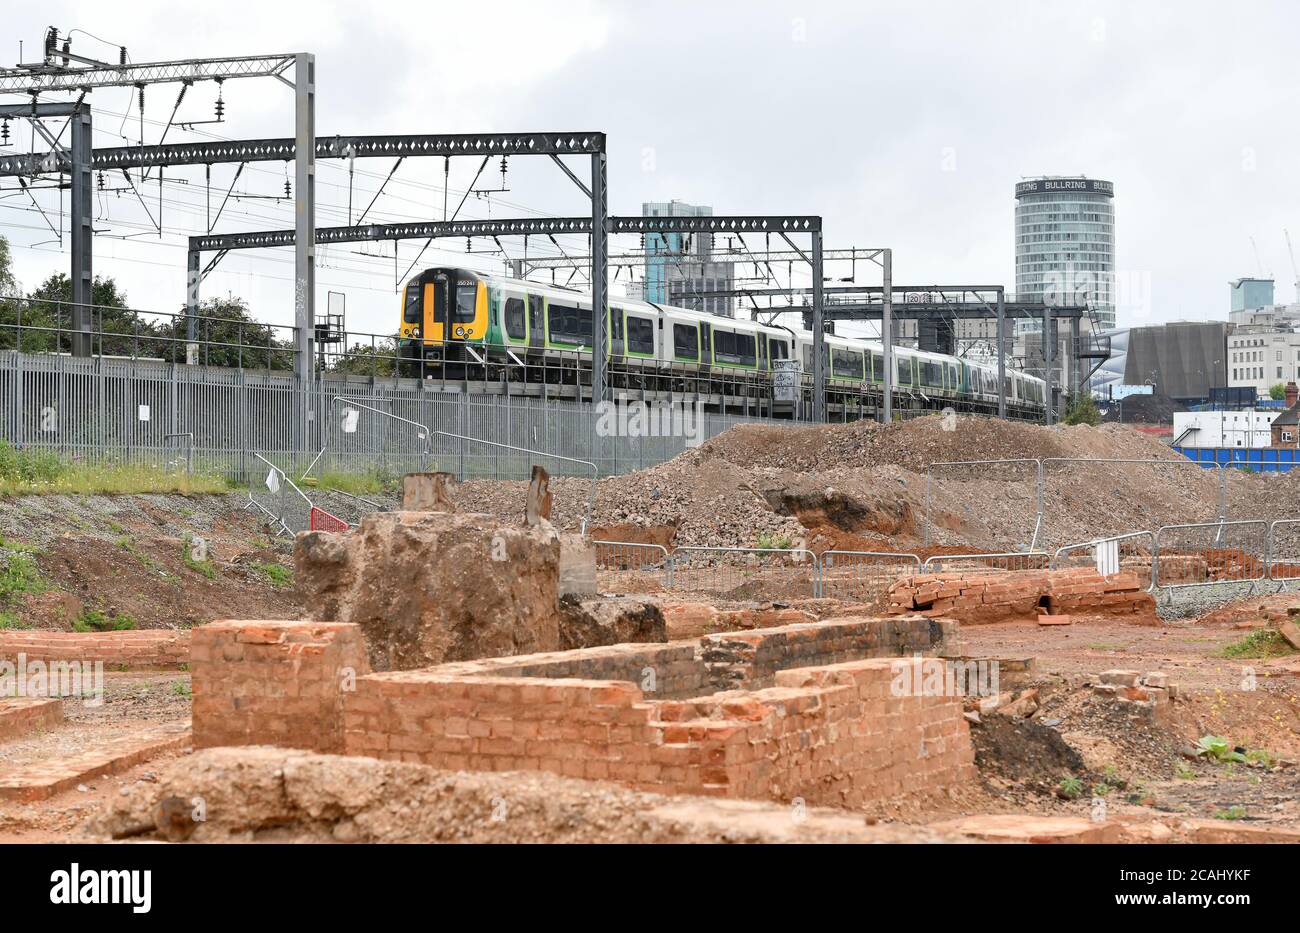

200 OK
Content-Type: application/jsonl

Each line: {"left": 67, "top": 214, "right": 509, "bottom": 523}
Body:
{"left": 396, "top": 267, "right": 1047, "bottom": 415}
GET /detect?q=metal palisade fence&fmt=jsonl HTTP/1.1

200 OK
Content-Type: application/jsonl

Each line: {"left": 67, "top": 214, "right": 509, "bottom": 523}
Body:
{"left": 0, "top": 350, "right": 788, "bottom": 483}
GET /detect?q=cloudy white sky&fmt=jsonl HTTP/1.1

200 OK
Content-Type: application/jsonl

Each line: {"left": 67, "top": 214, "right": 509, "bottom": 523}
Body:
{"left": 3, "top": 0, "right": 1298, "bottom": 337}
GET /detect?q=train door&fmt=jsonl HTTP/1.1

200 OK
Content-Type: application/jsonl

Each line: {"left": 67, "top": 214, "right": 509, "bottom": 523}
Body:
{"left": 425, "top": 271, "right": 450, "bottom": 344}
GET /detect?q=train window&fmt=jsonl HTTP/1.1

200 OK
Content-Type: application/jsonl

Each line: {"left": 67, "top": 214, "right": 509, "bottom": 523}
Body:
{"left": 673, "top": 323, "right": 699, "bottom": 360}
{"left": 454, "top": 280, "right": 478, "bottom": 322}
{"left": 714, "top": 330, "right": 757, "bottom": 366}
{"left": 921, "top": 361, "right": 941, "bottom": 386}
{"left": 548, "top": 303, "right": 593, "bottom": 346}
{"left": 832, "top": 349, "right": 864, "bottom": 379}
{"left": 504, "top": 298, "right": 526, "bottom": 341}
{"left": 870, "top": 352, "right": 882, "bottom": 382}
{"left": 627, "top": 316, "right": 655, "bottom": 355}
{"left": 802, "top": 345, "right": 813, "bottom": 371}
{"left": 769, "top": 337, "right": 789, "bottom": 361}
{"left": 403, "top": 284, "right": 422, "bottom": 324}
{"left": 896, "top": 357, "right": 913, "bottom": 387}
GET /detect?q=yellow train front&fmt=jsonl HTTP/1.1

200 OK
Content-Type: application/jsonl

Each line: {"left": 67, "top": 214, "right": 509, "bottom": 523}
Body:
{"left": 398, "top": 267, "right": 489, "bottom": 377}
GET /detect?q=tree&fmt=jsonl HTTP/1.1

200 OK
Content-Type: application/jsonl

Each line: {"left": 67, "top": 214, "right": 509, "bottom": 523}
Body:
{"left": 160, "top": 296, "right": 294, "bottom": 370}
{"left": 1270, "top": 383, "right": 1286, "bottom": 401}
{"left": 0, "top": 269, "right": 151, "bottom": 354}
{"left": 325, "top": 336, "right": 401, "bottom": 376}
{"left": 1064, "top": 393, "right": 1101, "bottom": 426}
{"left": 0, "top": 234, "right": 16, "bottom": 296}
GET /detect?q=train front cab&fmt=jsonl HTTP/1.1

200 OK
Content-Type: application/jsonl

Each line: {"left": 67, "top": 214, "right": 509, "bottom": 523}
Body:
{"left": 398, "top": 268, "right": 489, "bottom": 377}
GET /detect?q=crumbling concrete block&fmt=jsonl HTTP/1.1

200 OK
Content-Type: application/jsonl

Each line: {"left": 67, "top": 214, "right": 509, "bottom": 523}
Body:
{"left": 402, "top": 472, "right": 457, "bottom": 512}
{"left": 295, "top": 510, "right": 561, "bottom": 671}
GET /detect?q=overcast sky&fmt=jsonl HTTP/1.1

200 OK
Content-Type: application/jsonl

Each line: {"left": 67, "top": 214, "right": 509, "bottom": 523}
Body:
{"left": 3, "top": 0, "right": 1299, "bottom": 338}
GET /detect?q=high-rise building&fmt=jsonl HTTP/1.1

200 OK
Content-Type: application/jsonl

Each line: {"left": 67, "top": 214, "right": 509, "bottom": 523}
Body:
{"left": 1014, "top": 176, "right": 1116, "bottom": 329}
{"left": 1229, "top": 277, "right": 1274, "bottom": 313}
{"left": 1013, "top": 176, "right": 1116, "bottom": 397}
{"left": 641, "top": 200, "right": 734, "bottom": 317}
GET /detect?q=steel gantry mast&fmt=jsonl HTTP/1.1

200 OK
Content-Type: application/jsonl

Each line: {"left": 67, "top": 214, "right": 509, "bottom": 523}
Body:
{"left": 0, "top": 32, "right": 310, "bottom": 367}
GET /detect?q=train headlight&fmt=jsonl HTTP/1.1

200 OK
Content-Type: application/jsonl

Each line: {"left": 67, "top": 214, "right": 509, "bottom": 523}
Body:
{"left": 455, "top": 326, "right": 465, "bottom": 337}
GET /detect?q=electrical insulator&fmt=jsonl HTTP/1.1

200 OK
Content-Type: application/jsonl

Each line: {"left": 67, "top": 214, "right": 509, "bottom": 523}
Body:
{"left": 214, "top": 79, "right": 225, "bottom": 120}
{"left": 137, "top": 85, "right": 145, "bottom": 113}
{"left": 284, "top": 177, "right": 291, "bottom": 198}
{"left": 97, "top": 171, "right": 105, "bottom": 190}
{"left": 0, "top": 117, "right": 8, "bottom": 145}
{"left": 119, "top": 46, "right": 127, "bottom": 66}
{"left": 466, "top": 237, "right": 472, "bottom": 252}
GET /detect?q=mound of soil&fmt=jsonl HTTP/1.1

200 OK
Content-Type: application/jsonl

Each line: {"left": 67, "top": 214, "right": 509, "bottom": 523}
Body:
{"left": 0, "top": 494, "right": 300, "bottom": 630}
{"left": 970, "top": 713, "right": 1086, "bottom": 788}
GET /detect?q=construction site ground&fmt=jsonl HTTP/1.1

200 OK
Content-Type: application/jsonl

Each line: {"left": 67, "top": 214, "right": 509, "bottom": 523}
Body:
{"left": 1, "top": 415, "right": 1298, "bottom": 843}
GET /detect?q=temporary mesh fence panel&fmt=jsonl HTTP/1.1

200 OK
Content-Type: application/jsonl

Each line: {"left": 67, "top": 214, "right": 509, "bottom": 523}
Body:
{"left": 664, "top": 547, "right": 821, "bottom": 600}
{"left": 1268, "top": 519, "right": 1300, "bottom": 581}
{"left": 593, "top": 541, "right": 671, "bottom": 593}
{"left": 1051, "top": 531, "right": 1156, "bottom": 591}
{"left": 820, "top": 551, "right": 921, "bottom": 606}
{"left": 922, "top": 552, "right": 1052, "bottom": 575}
{"left": 1153, "top": 521, "right": 1268, "bottom": 589}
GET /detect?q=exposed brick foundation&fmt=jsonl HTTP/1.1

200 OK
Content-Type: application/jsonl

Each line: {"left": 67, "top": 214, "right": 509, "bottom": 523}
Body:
{"left": 343, "top": 655, "right": 974, "bottom": 806}
{"left": 0, "top": 697, "right": 64, "bottom": 741}
{"left": 191, "top": 621, "right": 371, "bottom": 753}
{"left": 192, "top": 614, "right": 970, "bottom": 808}
{"left": 887, "top": 568, "right": 1156, "bottom": 625}
{"left": 0, "top": 630, "right": 190, "bottom": 668}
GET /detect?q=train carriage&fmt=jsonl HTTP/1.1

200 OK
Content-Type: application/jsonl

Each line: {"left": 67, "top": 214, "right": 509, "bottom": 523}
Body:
{"left": 397, "top": 266, "right": 1047, "bottom": 418}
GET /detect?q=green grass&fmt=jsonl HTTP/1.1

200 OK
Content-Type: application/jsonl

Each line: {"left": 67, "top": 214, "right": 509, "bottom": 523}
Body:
{"left": 1221, "top": 630, "right": 1296, "bottom": 659}
{"left": 0, "top": 535, "right": 50, "bottom": 629}
{"left": 0, "top": 548, "right": 48, "bottom": 604}
{"left": 0, "top": 441, "right": 230, "bottom": 496}
{"left": 1214, "top": 805, "right": 1247, "bottom": 821}
{"left": 1057, "top": 776, "right": 1084, "bottom": 799}
{"left": 249, "top": 560, "right": 293, "bottom": 587}
{"left": 754, "top": 532, "right": 795, "bottom": 550}
{"left": 310, "top": 468, "right": 400, "bottom": 496}
{"left": 72, "top": 608, "right": 137, "bottom": 632}
{"left": 171, "top": 680, "right": 192, "bottom": 697}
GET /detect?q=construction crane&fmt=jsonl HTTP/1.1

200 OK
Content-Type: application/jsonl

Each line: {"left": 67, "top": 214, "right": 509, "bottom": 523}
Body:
{"left": 1286, "top": 229, "right": 1300, "bottom": 302}
{"left": 1251, "top": 236, "right": 1269, "bottom": 278}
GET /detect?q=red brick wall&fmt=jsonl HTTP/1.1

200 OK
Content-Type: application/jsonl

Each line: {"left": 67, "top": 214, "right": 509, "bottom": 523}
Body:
{"left": 341, "top": 654, "right": 975, "bottom": 807}
{"left": 887, "top": 568, "right": 1156, "bottom": 624}
{"left": 191, "top": 620, "right": 371, "bottom": 753}
{"left": 0, "top": 630, "right": 190, "bottom": 668}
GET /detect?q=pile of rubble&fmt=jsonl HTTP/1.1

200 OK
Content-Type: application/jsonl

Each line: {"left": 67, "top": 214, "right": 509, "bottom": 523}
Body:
{"left": 448, "top": 415, "right": 1241, "bottom": 554}
{"left": 1092, "top": 669, "right": 1178, "bottom": 717}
